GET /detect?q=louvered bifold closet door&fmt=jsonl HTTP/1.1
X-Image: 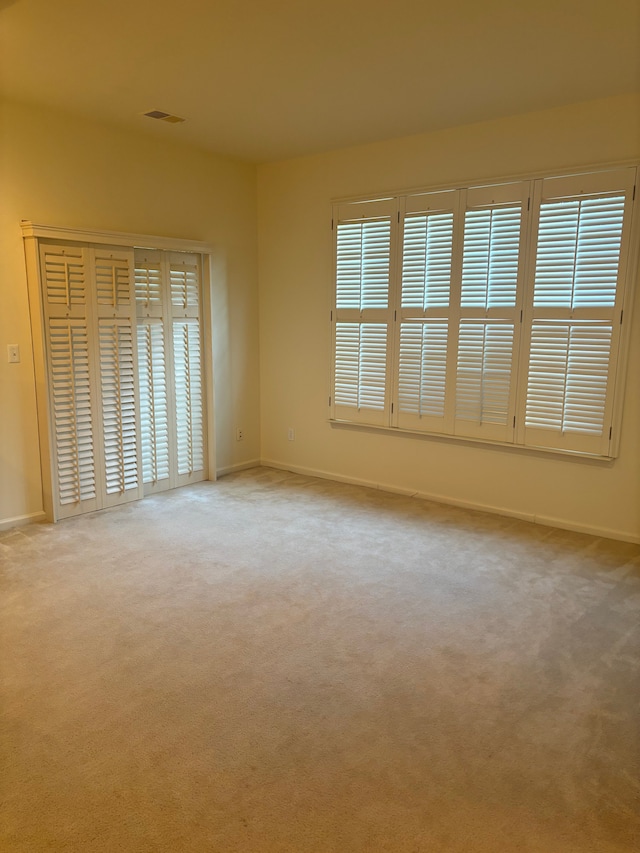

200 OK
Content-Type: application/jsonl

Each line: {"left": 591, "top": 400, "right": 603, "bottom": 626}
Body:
{"left": 41, "top": 244, "right": 100, "bottom": 518}
{"left": 453, "top": 182, "right": 529, "bottom": 442}
{"left": 396, "top": 190, "right": 457, "bottom": 432}
{"left": 520, "top": 168, "right": 636, "bottom": 456}
{"left": 170, "top": 253, "right": 206, "bottom": 485}
{"left": 93, "top": 248, "right": 143, "bottom": 508}
{"left": 332, "top": 198, "right": 396, "bottom": 426}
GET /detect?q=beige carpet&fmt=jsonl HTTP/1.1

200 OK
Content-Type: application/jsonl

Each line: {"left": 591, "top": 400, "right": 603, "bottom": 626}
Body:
{"left": 1, "top": 467, "right": 639, "bottom": 852}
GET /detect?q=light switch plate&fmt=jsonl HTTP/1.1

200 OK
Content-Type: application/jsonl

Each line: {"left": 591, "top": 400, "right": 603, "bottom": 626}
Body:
{"left": 7, "top": 344, "right": 20, "bottom": 364}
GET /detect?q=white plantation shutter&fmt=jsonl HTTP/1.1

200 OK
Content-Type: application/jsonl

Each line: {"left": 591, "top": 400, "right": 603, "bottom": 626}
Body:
{"left": 135, "top": 250, "right": 206, "bottom": 489}
{"left": 396, "top": 190, "right": 457, "bottom": 431}
{"left": 39, "top": 243, "right": 142, "bottom": 517}
{"left": 43, "top": 247, "right": 86, "bottom": 308}
{"left": 92, "top": 249, "right": 141, "bottom": 507}
{"left": 397, "top": 322, "right": 448, "bottom": 422}
{"left": 331, "top": 169, "right": 636, "bottom": 458}
{"left": 137, "top": 320, "right": 170, "bottom": 486}
{"left": 48, "top": 317, "right": 97, "bottom": 513}
{"left": 173, "top": 320, "right": 205, "bottom": 478}
{"left": 521, "top": 168, "right": 635, "bottom": 455}
{"left": 334, "top": 322, "right": 388, "bottom": 412}
{"left": 532, "top": 196, "right": 624, "bottom": 308}
{"left": 98, "top": 319, "right": 139, "bottom": 502}
{"left": 336, "top": 220, "right": 391, "bottom": 309}
{"left": 451, "top": 184, "right": 527, "bottom": 441}
{"left": 455, "top": 322, "right": 515, "bottom": 439}
{"left": 332, "top": 198, "right": 395, "bottom": 425}
{"left": 461, "top": 207, "right": 521, "bottom": 308}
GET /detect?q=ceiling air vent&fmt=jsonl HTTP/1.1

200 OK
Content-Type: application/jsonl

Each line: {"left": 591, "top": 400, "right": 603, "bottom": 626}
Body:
{"left": 143, "top": 110, "right": 185, "bottom": 124}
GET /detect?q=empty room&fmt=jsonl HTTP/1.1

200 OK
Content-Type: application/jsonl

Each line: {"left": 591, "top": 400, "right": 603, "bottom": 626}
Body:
{"left": 1, "top": 1, "right": 639, "bottom": 851}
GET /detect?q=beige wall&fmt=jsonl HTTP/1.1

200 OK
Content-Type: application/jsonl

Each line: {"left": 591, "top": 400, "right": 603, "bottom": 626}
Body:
{"left": 0, "top": 99, "right": 260, "bottom": 526}
{"left": 257, "top": 95, "right": 640, "bottom": 541}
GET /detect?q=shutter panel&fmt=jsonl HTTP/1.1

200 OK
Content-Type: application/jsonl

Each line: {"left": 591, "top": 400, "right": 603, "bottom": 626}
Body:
{"left": 92, "top": 249, "right": 141, "bottom": 507}
{"left": 521, "top": 169, "right": 635, "bottom": 456}
{"left": 461, "top": 207, "right": 521, "bottom": 308}
{"left": 170, "top": 257, "right": 200, "bottom": 312}
{"left": 173, "top": 319, "right": 205, "bottom": 479}
{"left": 334, "top": 323, "right": 388, "bottom": 423}
{"left": 137, "top": 320, "right": 170, "bottom": 486}
{"left": 455, "top": 321, "right": 515, "bottom": 440}
{"left": 95, "top": 253, "right": 132, "bottom": 309}
{"left": 135, "top": 249, "right": 207, "bottom": 491}
{"left": 48, "top": 318, "right": 98, "bottom": 515}
{"left": 43, "top": 248, "right": 86, "bottom": 309}
{"left": 332, "top": 198, "right": 395, "bottom": 426}
{"left": 533, "top": 196, "right": 624, "bottom": 308}
{"left": 135, "top": 252, "right": 163, "bottom": 316}
{"left": 401, "top": 212, "right": 453, "bottom": 309}
{"left": 336, "top": 219, "right": 391, "bottom": 309}
{"left": 98, "top": 319, "right": 140, "bottom": 503}
{"left": 397, "top": 322, "right": 448, "bottom": 430}
{"left": 523, "top": 322, "right": 615, "bottom": 455}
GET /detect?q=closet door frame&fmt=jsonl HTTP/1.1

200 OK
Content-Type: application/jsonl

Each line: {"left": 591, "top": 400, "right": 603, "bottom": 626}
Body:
{"left": 22, "top": 222, "right": 217, "bottom": 522}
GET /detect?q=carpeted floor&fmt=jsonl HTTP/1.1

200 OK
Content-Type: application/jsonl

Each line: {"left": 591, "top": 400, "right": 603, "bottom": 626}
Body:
{"left": 1, "top": 466, "right": 639, "bottom": 852}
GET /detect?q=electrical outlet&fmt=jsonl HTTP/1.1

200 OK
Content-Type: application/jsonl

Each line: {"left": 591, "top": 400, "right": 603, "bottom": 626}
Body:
{"left": 7, "top": 344, "right": 20, "bottom": 364}
{"left": 288, "top": 428, "right": 295, "bottom": 441}
{"left": 236, "top": 428, "right": 244, "bottom": 441}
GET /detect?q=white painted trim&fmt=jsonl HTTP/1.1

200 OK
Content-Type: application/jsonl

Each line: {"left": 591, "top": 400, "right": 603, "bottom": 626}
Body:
{"left": 260, "top": 459, "right": 640, "bottom": 544}
{"left": 20, "top": 222, "right": 216, "bottom": 254}
{"left": 0, "top": 511, "right": 48, "bottom": 532}
{"left": 332, "top": 159, "right": 639, "bottom": 207}
{"left": 216, "top": 459, "right": 261, "bottom": 477}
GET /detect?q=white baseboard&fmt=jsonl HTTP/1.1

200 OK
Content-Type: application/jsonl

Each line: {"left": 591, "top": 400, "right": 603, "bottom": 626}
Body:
{"left": 260, "top": 459, "right": 640, "bottom": 544}
{"left": 0, "top": 510, "right": 47, "bottom": 532}
{"left": 216, "top": 459, "right": 262, "bottom": 477}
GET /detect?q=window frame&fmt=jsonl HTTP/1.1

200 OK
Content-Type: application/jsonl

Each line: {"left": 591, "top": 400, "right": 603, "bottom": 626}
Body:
{"left": 329, "top": 165, "right": 639, "bottom": 460}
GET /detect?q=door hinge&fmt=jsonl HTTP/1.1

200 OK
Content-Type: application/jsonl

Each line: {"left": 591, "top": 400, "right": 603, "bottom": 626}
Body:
{"left": 620, "top": 309, "right": 624, "bottom": 324}
{"left": 633, "top": 185, "right": 636, "bottom": 201}
{"left": 331, "top": 218, "right": 334, "bottom": 230}
{"left": 391, "top": 403, "right": 394, "bottom": 414}
{"left": 394, "top": 310, "right": 397, "bottom": 321}
{"left": 513, "top": 416, "right": 516, "bottom": 428}
{"left": 609, "top": 426, "right": 613, "bottom": 440}
{"left": 520, "top": 309, "right": 523, "bottom": 322}
{"left": 527, "top": 197, "right": 531, "bottom": 211}
{"left": 329, "top": 396, "right": 332, "bottom": 407}
{"left": 397, "top": 211, "right": 400, "bottom": 223}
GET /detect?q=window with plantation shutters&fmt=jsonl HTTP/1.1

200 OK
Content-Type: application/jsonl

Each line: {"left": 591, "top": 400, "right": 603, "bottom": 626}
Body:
{"left": 331, "top": 166, "right": 638, "bottom": 458}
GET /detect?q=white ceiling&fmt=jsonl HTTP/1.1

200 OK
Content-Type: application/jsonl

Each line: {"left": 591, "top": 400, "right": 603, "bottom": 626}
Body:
{"left": 1, "top": 0, "right": 638, "bottom": 163}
